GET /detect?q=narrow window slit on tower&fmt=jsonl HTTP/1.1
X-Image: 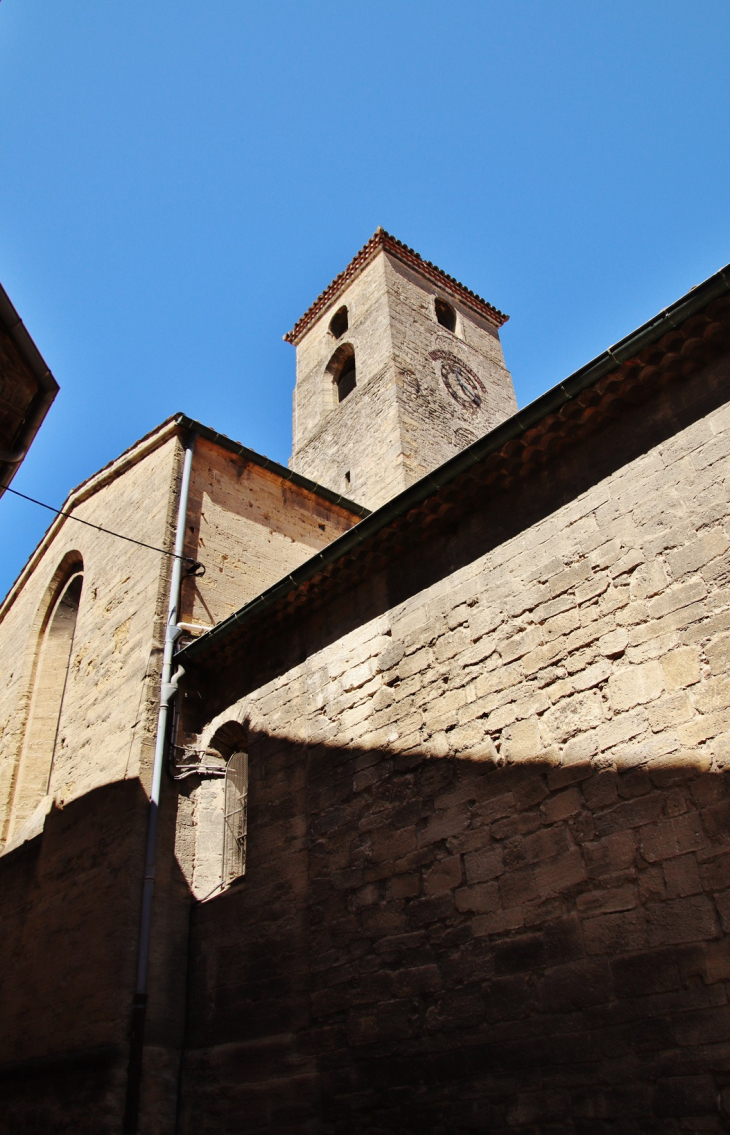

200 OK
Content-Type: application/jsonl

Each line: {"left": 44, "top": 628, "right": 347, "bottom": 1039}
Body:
{"left": 435, "top": 298, "right": 457, "bottom": 332}
{"left": 329, "top": 306, "right": 348, "bottom": 339}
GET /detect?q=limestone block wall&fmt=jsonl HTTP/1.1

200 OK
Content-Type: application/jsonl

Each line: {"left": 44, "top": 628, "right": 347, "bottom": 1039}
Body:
{"left": 292, "top": 253, "right": 395, "bottom": 455}
{"left": 0, "top": 425, "right": 358, "bottom": 848}
{"left": 0, "top": 780, "right": 151, "bottom": 1135}
{"left": 290, "top": 253, "right": 407, "bottom": 507}
{"left": 292, "top": 365, "right": 409, "bottom": 509}
{"left": 180, "top": 437, "right": 361, "bottom": 630}
{"left": 385, "top": 256, "right": 517, "bottom": 484}
{"left": 179, "top": 370, "right": 730, "bottom": 1131}
{"left": 0, "top": 435, "right": 180, "bottom": 844}
{"left": 290, "top": 250, "right": 516, "bottom": 510}
{"left": 8, "top": 572, "right": 83, "bottom": 843}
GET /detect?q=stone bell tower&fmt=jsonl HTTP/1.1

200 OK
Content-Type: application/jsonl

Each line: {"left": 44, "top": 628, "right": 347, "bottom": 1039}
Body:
{"left": 286, "top": 228, "right": 517, "bottom": 511}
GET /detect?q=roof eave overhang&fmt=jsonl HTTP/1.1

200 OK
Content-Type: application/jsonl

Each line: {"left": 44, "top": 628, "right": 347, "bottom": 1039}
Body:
{"left": 0, "top": 282, "right": 60, "bottom": 496}
{"left": 284, "top": 229, "right": 509, "bottom": 346}
{"left": 174, "top": 415, "right": 369, "bottom": 518}
{"left": 0, "top": 412, "right": 369, "bottom": 625}
{"left": 180, "top": 260, "right": 730, "bottom": 670}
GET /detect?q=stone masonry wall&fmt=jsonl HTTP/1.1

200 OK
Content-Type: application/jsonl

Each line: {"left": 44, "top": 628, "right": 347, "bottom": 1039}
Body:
{"left": 291, "top": 254, "right": 394, "bottom": 455}
{"left": 385, "top": 256, "right": 517, "bottom": 485}
{"left": 0, "top": 435, "right": 184, "bottom": 1131}
{"left": 0, "top": 435, "right": 180, "bottom": 843}
{"left": 0, "top": 778, "right": 152, "bottom": 1135}
{"left": 0, "top": 426, "right": 358, "bottom": 843}
{"left": 181, "top": 437, "right": 360, "bottom": 630}
{"left": 0, "top": 422, "right": 364, "bottom": 1132}
{"left": 290, "top": 250, "right": 516, "bottom": 510}
{"left": 179, "top": 362, "right": 730, "bottom": 1132}
{"left": 290, "top": 253, "right": 407, "bottom": 507}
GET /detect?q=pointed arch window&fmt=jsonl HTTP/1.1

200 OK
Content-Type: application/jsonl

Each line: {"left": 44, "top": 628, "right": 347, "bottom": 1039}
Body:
{"left": 8, "top": 565, "right": 83, "bottom": 841}
{"left": 223, "top": 750, "right": 248, "bottom": 883}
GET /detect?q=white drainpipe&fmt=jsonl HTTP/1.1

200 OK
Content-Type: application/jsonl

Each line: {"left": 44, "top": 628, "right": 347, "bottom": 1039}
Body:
{"left": 124, "top": 431, "right": 196, "bottom": 1133}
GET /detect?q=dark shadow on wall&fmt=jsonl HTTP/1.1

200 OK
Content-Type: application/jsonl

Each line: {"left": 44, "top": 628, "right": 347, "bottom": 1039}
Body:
{"left": 177, "top": 728, "right": 730, "bottom": 1135}
{"left": 0, "top": 777, "right": 192, "bottom": 1135}
{"left": 186, "top": 354, "right": 730, "bottom": 726}
{"left": 1, "top": 736, "right": 729, "bottom": 1133}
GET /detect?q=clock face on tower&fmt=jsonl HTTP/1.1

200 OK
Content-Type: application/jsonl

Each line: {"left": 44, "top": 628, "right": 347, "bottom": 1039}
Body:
{"left": 429, "top": 349, "right": 486, "bottom": 411}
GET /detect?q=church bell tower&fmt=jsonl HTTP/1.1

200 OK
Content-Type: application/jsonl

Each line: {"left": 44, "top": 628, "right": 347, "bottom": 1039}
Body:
{"left": 286, "top": 229, "right": 517, "bottom": 511}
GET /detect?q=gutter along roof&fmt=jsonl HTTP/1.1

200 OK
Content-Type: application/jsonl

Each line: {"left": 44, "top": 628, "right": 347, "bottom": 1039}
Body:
{"left": 0, "top": 412, "right": 368, "bottom": 622}
{"left": 179, "top": 261, "right": 730, "bottom": 674}
{"left": 58, "top": 412, "right": 369, "bottom": 521}
{"left": 174, "top": 415, "right": 369, "bottom": 517}
{"left": 0, "top": 281, "right": 59, "bottom": 496}
{"left": 284, "top": 228, "right": 509, "bottom": 345}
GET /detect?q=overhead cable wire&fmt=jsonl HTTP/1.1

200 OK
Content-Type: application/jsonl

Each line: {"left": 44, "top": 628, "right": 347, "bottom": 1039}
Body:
{"left": 3, "top": 484, "right": 204, "bottom": 573}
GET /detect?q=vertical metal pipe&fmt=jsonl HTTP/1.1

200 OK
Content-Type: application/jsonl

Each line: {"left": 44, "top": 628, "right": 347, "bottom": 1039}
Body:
{"left": 124, "top": 431, "right": 196, "bottom": 1133}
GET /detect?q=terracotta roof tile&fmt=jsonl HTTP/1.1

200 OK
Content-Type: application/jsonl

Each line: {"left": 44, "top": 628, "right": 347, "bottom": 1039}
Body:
{"left": 284, "top": 228, "right": 508, "bottom": 345}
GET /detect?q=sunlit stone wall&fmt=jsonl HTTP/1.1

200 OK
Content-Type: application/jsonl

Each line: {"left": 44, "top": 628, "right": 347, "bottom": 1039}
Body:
{"left": 182, "top": 371, "right": 730, "bottom": 1131}
{"left": 290, "top": 249, "right": 517, "bottom": 510}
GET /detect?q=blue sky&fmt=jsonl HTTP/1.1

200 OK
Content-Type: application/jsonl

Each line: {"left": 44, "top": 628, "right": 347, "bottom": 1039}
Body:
{"left": 1, "top": 1, "right": 730, "bottom": 598}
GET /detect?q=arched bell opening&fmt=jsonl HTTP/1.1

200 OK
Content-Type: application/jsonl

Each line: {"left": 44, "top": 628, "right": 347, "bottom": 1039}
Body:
{"left": 329, "top": 305, "right": 349, "bottom": 339}
{"left": 326, "top": 342, "right": 357, "bottom": 404}
{"left": 435, "top": 297, "right": 457, "bottom": 333}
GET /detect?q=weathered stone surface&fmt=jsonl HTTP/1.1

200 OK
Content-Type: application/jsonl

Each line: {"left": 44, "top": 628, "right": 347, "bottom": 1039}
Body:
{"left": 289, "top": 249, "right": 517, "bottom": 509}
{"left": 5, "top": 260, "right": 730, "bottom": 1132}
{"left": 0, "top": 424, "right": 362, "bottom": 1131}
{"left": 178, "top": 348, "right": 730, "bottom": 1132}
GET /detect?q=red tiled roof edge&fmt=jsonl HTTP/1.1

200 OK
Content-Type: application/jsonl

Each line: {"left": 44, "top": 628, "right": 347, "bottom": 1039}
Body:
{"left": 283, "top": 229, "right": 509, "bottom": 345}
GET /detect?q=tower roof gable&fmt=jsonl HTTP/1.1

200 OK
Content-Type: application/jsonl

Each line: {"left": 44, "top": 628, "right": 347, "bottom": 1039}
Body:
{"left": 284, "top": 228, "right": 509, "bottom": 345}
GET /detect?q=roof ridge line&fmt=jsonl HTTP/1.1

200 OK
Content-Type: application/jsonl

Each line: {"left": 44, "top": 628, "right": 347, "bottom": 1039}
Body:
{"left": 283, "top": 229, "right": 508, "bottom": 345}
{"left": 181, "top": 258, "right": 730, "bottom": 668}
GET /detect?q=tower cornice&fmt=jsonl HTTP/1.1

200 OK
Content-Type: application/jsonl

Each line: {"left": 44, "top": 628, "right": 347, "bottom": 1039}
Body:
{"left": 284, "top": 228, "right": 509, "bottom": 345}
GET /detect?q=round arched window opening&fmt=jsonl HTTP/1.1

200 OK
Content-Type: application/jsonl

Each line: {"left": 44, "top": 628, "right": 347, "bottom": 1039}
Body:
{"left": 329, "top": 306, "right": 349, "bottom": 339}
{"left": 435, "top": 298, "right": 457, "bottom": 333}
{"left": 326, "top": 343, "right": 357, "bottom": 404}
